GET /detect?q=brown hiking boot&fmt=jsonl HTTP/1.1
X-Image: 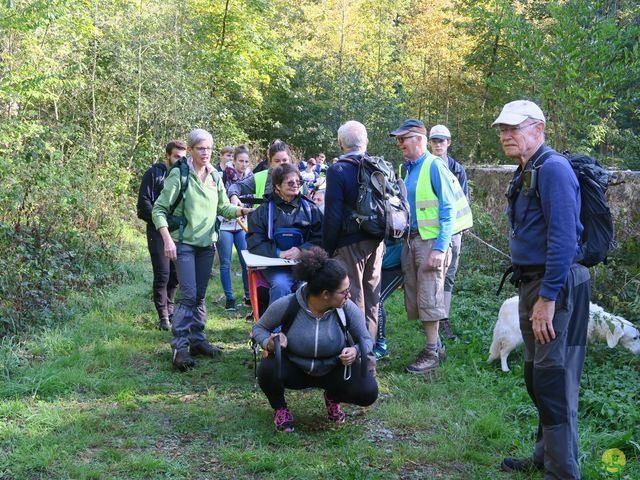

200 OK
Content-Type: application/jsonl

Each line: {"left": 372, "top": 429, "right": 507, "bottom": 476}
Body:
{"left": 406, "top": 348, "right": 440, "bottom": 374}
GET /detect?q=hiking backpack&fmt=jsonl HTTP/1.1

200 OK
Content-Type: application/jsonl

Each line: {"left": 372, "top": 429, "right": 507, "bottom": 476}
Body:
{"left": 344, "top": 155, "right": 410, "bottom": 239}
{"left": 534, "top": 151, "right": 615, "bottom": 267}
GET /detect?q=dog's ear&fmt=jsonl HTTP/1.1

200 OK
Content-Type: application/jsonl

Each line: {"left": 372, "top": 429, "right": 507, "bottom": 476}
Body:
{"left": 605, "top": 320, "right": 624, "bottom": 348}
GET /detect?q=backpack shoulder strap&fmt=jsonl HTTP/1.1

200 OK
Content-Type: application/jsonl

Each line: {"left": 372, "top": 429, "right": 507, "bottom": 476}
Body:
{"left": 300, "top": 198, "right": 312, "bottom": 222}
{"left": 280, "top": 294, "right": 301, "bottom": 335}
{"left": 336, "top": 307, "right": 349, "bottom": 340}
{"left": 210, "top": 168, "right": 222, "bottom": 184}
{"left": 532, "top": 149, "right": 569, "bottom": 199}
{"left": 169, "top": 159, "right": 190, "bottom": 215}
{"left": 267, "top": 201, "right": 275, "bottom": 240}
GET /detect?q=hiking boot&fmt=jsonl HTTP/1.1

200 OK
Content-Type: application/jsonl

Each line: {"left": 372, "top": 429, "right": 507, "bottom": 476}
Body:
{"left": 374, "top": 341, "right": 389, "bottom": 361}
{"left": 500, "top": 457, "right": 544, "bottom": 473}
{"left": 440, "top": 319, "right": 458, "bottom": 341}
{"left": 406, "top": 348, "right": 440, "bottom": 374}
{"left": 324, "top": 391, "right": 347, "bottom": 424}
{"left": 274, "top": 407, "right": 295, "bottom": 432}
{"left": 172, "top": 348, "right": 195, "bottom": 371}
{"left": 189, "top": 341, "right": 223, "bottom": 358}
{"left": 158, "top": 317, "right": 171, "bottom": 331}
{"left": 225, "top": 298, "right": 236, "bottom": 311}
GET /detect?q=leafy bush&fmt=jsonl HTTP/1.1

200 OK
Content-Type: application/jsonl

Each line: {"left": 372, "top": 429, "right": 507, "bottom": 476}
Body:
{"left": 0, "top": 129, "right": 127, "bottom": 334}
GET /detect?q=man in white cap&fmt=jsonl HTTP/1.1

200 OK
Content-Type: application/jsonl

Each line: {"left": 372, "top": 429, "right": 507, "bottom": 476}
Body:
{"left": 494, "top": 100, "right": 590, "bottom": 479}
{"left": 428, "top": 125, "right": 469, "bottom": 341}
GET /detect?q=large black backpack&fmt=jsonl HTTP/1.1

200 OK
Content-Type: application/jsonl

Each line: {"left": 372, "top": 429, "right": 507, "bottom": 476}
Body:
{"left": 343, "top": 154, "right": 410, "bottom": 239}
{"left": 535, "top": 152, "right": 615, "bottom": 267}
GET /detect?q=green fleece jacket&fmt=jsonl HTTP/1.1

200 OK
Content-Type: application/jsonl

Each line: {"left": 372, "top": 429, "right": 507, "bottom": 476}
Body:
{"left": 152, "top": 162, "right": 239, "bottom": 247}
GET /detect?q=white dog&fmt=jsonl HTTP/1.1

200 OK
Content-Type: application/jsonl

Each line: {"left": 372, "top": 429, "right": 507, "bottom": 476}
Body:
{"left": 488, "top": 296, "right": 640, "bottom": 372}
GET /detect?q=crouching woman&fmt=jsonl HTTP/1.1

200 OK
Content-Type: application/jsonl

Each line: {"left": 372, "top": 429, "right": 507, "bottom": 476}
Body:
{"left": 252, "top": 247, "right": 378, "bottom": 432}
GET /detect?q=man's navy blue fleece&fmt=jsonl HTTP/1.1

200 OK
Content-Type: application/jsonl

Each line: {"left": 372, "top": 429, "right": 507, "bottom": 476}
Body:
{"left": 446, "top": 155, "right": 468, "bottom": 198}
{"left": 507, "top": 145, "right": 583, "bottom": 300}
{"left": 322, "top": 154, "right": 379, "bottom": 256}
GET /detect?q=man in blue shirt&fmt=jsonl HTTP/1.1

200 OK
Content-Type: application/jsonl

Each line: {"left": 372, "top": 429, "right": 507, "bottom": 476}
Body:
{"left": 391, "top": 119, "right": 460, "bottom": 373}
{"left": 495, "top": 100, "right": 590, "bottom": 480}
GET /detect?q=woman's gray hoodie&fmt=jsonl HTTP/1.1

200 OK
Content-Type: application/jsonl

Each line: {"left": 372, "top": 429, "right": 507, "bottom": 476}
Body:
{"left": 252, "top": 286, "right": 373, "bottom": 376}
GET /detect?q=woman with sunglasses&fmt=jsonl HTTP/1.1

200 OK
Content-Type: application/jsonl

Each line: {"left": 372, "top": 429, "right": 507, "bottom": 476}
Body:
{"left": 152, "top": 129, "right": 252, "bottom": 371}
{"left": 246, "top": 163, "right": 323, "bottom": 304}
{"left": 252, "top": 246, "right": 378, "bottom": 432}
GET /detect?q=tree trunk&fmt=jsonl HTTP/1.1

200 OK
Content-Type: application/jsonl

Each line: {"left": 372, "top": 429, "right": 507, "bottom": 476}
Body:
{"left": 220, "top": 0, "right": 231, "bottom": 49}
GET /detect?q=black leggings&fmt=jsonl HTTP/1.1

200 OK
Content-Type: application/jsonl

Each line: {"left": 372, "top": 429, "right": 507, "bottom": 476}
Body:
{"left": 147, "top": 225, "right": 178, "bottom": 319}
{"left": 258, "top": 354, "right": 378, "bottom": 410}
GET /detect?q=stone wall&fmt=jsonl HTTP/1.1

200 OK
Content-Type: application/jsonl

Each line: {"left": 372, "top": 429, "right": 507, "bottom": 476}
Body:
{"left": 467, "top": 166, "right": 640, "bottom": 246}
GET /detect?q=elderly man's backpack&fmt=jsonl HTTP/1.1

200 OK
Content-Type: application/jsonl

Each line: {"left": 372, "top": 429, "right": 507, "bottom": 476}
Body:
{"left": 342, "top": 154, "right": 410, "bottom": 239}
{"left": 534, "top": 152, "right": 615, "bottom": 267}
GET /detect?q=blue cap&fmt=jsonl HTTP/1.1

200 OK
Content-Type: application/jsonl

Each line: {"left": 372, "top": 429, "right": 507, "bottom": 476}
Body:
{"left": 390, "top": 119, "right": 428, "bottom": 137}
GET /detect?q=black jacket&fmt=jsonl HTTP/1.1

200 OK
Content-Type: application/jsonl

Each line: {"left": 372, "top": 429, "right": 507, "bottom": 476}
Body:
{"left": 322, "top": 154, "right": 379, "bottom": 256}
{"left": 137, "top": 163, "right": 168, "bottom": 223}
{"left": 246, "top": 193, "right": 323, "bottom": 258}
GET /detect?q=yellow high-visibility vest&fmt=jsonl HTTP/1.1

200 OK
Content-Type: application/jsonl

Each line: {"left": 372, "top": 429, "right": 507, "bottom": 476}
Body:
{"left": 410, "top": 154, "right": 473, "bottom": 240}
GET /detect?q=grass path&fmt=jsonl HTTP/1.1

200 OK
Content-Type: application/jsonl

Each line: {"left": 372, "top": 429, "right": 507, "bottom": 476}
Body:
{"left": 1, "top": 233, "right": 638, "bottom": 479}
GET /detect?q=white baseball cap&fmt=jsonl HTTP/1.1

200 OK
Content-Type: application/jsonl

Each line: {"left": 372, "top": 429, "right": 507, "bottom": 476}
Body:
{"left": 429, "top": 125, "right": 451, "bottom": 140}
{"left": 492, "top": 100, "right": 546, "bottom": 126}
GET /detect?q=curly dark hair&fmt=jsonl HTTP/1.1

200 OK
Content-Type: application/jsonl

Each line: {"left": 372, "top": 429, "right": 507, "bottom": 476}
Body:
{"left": 292, "top": 246, "right": 347, "bottom": 295}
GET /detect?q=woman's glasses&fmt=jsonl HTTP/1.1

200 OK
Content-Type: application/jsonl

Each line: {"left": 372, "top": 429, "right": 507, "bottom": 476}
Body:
{"left": 335, "top": 286, "right": 351, "bottom": 298}
{"left": 283, "top": 179, "right": 301, "bottom": 187}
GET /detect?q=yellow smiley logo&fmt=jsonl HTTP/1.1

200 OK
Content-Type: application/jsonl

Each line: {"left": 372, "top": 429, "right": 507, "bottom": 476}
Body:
{"left": 602, "top": 448, "right": 626, "bottom": 473}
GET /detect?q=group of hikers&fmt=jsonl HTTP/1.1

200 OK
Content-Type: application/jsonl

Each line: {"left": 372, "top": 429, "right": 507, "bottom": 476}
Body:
{"left": 137, "top": 100, "right": 593, "bottom": 480}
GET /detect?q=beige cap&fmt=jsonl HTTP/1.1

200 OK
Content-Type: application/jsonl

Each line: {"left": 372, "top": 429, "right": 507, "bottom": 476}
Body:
{"left": 492, "top": 100, "right": 546, "bottom": 126}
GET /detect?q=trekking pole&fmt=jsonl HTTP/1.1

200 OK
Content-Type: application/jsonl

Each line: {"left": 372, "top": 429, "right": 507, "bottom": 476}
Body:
{"left": 465, "top": 230, "right": 511, "bottom": 260}
{"left": 237, "top": 218, "right": 249, "bottom": 233}
{"left": 273, "top": 334, "right": 282, "bottom": 381}
{"left": 358, "top": 339, "right": 368, "bottom": 377}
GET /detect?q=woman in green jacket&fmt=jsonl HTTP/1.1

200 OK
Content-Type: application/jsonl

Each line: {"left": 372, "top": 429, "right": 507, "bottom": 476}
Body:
{"left": 152, "top": 129, "right": 252, "bottom": 370}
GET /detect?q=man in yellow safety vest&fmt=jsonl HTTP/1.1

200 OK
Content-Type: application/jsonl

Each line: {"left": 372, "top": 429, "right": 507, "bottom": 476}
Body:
{"left": 390, "top": 119, "right": 472, "bottom": 373}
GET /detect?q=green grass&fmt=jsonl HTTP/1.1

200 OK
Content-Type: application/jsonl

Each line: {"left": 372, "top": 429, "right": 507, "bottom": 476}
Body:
{"left": 0, "top": 231, "right": 638, "bottom": 479}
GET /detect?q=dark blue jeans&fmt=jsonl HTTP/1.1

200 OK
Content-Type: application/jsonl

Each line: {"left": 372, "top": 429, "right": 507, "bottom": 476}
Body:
{"left": 217, "top": 229, "right": 250, "bottom": 301}
{"left": 262, "top": 266, "right": 295, "bottom": 304}
{"left": 171, "top": 243, "right": 215, "bottom": 351}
